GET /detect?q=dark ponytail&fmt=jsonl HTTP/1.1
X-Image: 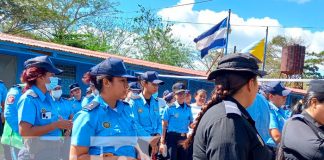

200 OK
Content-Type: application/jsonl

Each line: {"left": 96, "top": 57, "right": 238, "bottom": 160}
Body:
{"left": 181, "top": 71, "right": 257, "bottom": 149}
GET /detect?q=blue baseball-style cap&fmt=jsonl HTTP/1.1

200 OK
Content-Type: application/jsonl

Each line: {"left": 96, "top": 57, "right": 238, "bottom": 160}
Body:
{"left": 172, "top": 82, "right": 187, "bottom": 94}
{"left": 140, "top": 71, "right": 164, "bottom": 85}
{"left": 24, "top": 56, "right": 63, "bottom": 75}
{"left": 163, "top": 90, "right": 170, "bottom": 97}
{"left": 69, "top": 83, "right": 80, "bottom": 91}
{"left": 265, "top": 81, "right": 291, "bottom": 96}
{"left": 90, "top": 57, "right": 137, "bottom": 81}
{"left": 129, "top": 82, "right": 141, "bottom": 91}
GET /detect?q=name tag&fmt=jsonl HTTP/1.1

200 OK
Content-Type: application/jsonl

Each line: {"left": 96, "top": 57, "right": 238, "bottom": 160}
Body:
{"left": 41, "top": 112, "right": 52, "bottom": 119}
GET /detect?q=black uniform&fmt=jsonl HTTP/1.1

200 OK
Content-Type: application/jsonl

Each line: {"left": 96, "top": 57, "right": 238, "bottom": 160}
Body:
{"left": 280, "top": 111, "right": 324, "bottom": 160}
{"left": 193, "top": 97, "right": 272, "bottom": 160}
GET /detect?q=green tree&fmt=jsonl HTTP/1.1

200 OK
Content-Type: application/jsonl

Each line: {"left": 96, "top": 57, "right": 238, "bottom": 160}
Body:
{"left": 0, "top": 0, "right": 118, "bottom": 52}
{"left": 130, "top": 6, "right": 193, "bottom": 68}
{"left": 303, "top": 51, "right": 324, "bottom": 79}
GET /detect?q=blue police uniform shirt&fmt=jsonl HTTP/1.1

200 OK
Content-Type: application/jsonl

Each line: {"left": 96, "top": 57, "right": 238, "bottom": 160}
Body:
{"left": 81, "top": 94, "right": 95, "bottom": 107}
{"left": 70, "top": 97, "right": 82, "bottom": 114}
{"left": 128, "top": 93, "right": 162, "bottom": 135}
{"left": 247, "top": 94, "right": 271, "bottom": 142}
{"left": 17, "top": 85, "right": 61, "bottom": 140}
{"left": 0, "top": 81, "right": 8, "bottom": 113}
{"left": 52, "top": 97, "right": 73, "bottom": 120}
{"left": 4, "top": 86, "right": 22, "bottom": 133}
{"left": 266, "top": 101, "right": 290, "bottom": 147}
{"left": 71, "top": 95, "right": 149, "bottom": 157}
{"left": 162, "top": 101, "right": 193, "bottom": 133}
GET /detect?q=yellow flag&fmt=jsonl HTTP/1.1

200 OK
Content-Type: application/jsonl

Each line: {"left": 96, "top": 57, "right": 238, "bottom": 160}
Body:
{"left": 241, "top": 39, "right": 265, "bottom": 62}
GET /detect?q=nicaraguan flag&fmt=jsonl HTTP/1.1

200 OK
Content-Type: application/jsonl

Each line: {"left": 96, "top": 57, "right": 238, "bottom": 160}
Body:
{"left": 194, "top": 17, "right": 229, "bottom": 58}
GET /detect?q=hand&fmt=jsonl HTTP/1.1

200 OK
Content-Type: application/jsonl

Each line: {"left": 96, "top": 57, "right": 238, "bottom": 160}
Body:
{"left": 55, "top": 116, "right": 73, "bottom": 130}
{"left": 149, "top": 135, "right": 160, "bottom": 147}
{"left": 151, "top": 145, "right": 158, "bottom": 159}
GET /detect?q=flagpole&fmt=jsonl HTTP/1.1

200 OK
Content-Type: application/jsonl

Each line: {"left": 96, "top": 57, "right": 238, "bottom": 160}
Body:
{"left": 224, "top": 9, "right": 231, "bottom": 55}
{"left": 262, "top": 26, "right": 268, "bottom": 71}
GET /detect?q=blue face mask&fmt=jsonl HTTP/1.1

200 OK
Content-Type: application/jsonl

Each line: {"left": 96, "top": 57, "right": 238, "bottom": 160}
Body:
{"left": 152, "top": 92, "right": 159, "bottom": 99}
{"left": 45, "top": 77, "right": 59, "bottom": 91}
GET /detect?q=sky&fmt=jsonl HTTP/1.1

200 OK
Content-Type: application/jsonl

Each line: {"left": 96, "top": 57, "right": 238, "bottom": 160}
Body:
{"left": 117, "top": 0, "right": 323, "bottom": 72}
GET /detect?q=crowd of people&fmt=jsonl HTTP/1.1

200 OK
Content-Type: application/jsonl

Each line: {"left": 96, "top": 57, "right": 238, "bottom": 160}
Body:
{"left": 0, "top": 53, "right": 322, "bottom": 160}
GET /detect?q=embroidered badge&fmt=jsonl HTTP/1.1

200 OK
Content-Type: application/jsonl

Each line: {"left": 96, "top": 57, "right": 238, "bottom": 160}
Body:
{"left": 138, "top": 108, "right": 143, "bottom": 113}
{"left": 41, "top": 108, "right": 47, "bottom": 113}
{"left": 174, "top": 113, "right": 179, "bottom": 118}
{"left": 6, "top": 95, "right": 15, "bottom": 104}
{"left": 103, "top": 122, "right": 110, "bottom": 128}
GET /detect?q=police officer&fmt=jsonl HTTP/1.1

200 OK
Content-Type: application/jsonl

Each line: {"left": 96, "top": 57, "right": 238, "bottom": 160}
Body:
{"left": 69, "top": 83, "right": 82, "bottom": 114}
{"left": 185, "top": 53, "right": 272, "bottom": 160}
{"left": 161, "top": 82, "right": 193, "bottom": 160}
{"left": 128, "top": 71, "right": 164, "bottom": 158}
{"left": 124, "top": 82, "right": 141, "bottom": 102}
{"left": 278, "top": 80, "right": 324, "bottom": 160}
{"left": 50, "top": 79, "right": 73, "bottom": 160}
{"left": 1, "top": 84, "right": 24, "bottom": 160}
{"left": 17, "top": 56, "right": 73, "bottom": 160}
{"left": 0, "top": 80, "right": 11, "bottom": 160}
{"left": 51, "top": 79, "right": 73, "bottom": 121}
{"left": 70, "top": 57, "right": 154, "bottom": 160}
{"left": 265, "top": 82, "right": 291, "bottom": 149}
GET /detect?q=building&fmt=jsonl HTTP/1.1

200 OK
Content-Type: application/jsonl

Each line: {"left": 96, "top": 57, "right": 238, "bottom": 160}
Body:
{"left": 0, "top": 33, "right": 214, "bottom": 100}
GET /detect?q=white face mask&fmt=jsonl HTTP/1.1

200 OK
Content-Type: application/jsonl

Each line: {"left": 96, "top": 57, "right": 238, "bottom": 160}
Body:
{"left": 52, "top": 89, "right": 62, "bottom": 99}
{"left": 45, "top": 77, "right": 59, "bottom": 91}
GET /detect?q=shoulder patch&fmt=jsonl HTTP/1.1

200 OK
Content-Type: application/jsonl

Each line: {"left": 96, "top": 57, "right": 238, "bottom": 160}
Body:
{"left": 6, "top": 95, "right": 16, "bottom": 105}
{"left": 83, "top": 101, "right": 99, "bottom": 111}
{"left": 26, "top": 90, "right": 38, "bottom": 98}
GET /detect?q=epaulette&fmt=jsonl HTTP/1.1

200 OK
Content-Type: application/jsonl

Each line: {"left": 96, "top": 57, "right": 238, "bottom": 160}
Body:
{"left": 153, "top": 97, "right": 158, "bottom": 101}
{"left": 0, "top": 80, "right": 3, "bottom": 83}
{"left": 121, "top": 100, "right": 129, "bottom": 105}
{"left": 26, "top": 90, "right": 38, "bottom": 98}
{"left": 291, "top": 114, "right": 304, "bottom": 120}
{"left": 224, "top": 101, "right": 242, "bottom": 116}
{"left": 83, "top": 101, "right": 99, "bottom": 111}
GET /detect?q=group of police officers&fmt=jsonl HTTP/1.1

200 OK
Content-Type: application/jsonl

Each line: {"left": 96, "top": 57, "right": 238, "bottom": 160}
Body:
{"left": 0, "top": 54, "right": 322, "bottom": 160}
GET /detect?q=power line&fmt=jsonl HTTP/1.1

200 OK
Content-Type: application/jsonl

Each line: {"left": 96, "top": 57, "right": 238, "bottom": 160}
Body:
{"left": 119, "top": 0, "right": 213, "bottom": 14}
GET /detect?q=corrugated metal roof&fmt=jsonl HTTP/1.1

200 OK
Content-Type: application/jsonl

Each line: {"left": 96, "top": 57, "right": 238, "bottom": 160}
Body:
{"left": 0, "top": 33, "right": 207, "bottom": 76}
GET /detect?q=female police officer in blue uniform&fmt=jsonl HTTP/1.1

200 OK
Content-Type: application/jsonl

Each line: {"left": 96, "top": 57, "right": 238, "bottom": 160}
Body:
{"left": 70, "top": 57, "right": 152, "bottom": 160}
{"left": 183, "top": 53, "right": 272, "bottom": 160}
{"left": 128, "top": 71, "right": 164, "bottom": 158}
{"left": 277, "top": 80, "right": 324, "bottom": 160}
{"left": 161, "top": 82, "right": 193, "bottom": 160}
{"left": 17, "top": 56, "right": 73, "bottom": 160}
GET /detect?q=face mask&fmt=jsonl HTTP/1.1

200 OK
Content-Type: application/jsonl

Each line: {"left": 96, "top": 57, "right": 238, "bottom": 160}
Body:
{"left": 52, "top": 90, "right": 62, "bottom": 99}
{"left": 152, "top": 92, "right": 158, "bottom": 99}
{"left": 45, "top": 77, "right": 59, "bottom": 91}
{"left": 130, "top": 92, "right": 141, "bottom": 99}
{"left": 93, "top": 89, "right": 99, "bottom": 96}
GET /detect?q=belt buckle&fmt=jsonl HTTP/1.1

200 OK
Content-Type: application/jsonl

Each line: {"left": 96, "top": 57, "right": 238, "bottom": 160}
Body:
{"left": 101, "top": 153, "right": 114, "bottom": 157}
{"left": 181, "top": 133, "right": 186, "bottom": 137}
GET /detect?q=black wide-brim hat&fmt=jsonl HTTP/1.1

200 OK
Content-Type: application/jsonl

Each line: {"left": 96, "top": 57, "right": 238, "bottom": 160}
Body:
{"left": 208, "top": 53, "right": 267, "bottom": 80}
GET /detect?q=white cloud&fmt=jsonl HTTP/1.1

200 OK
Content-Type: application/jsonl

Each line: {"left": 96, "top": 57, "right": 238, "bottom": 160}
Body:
{"left": 157, "top": 0, "right": 324, "bottom": 53}
{"left": 157, "top": 0, "right": 323, "bottom": 73}
{"left": 288, "top": 0, "right": 311, "bottom": 4}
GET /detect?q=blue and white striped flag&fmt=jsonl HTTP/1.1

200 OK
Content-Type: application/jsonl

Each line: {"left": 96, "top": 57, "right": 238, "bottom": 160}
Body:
{"left": 194, "top": 17, "right": 229, "bottom": 58}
